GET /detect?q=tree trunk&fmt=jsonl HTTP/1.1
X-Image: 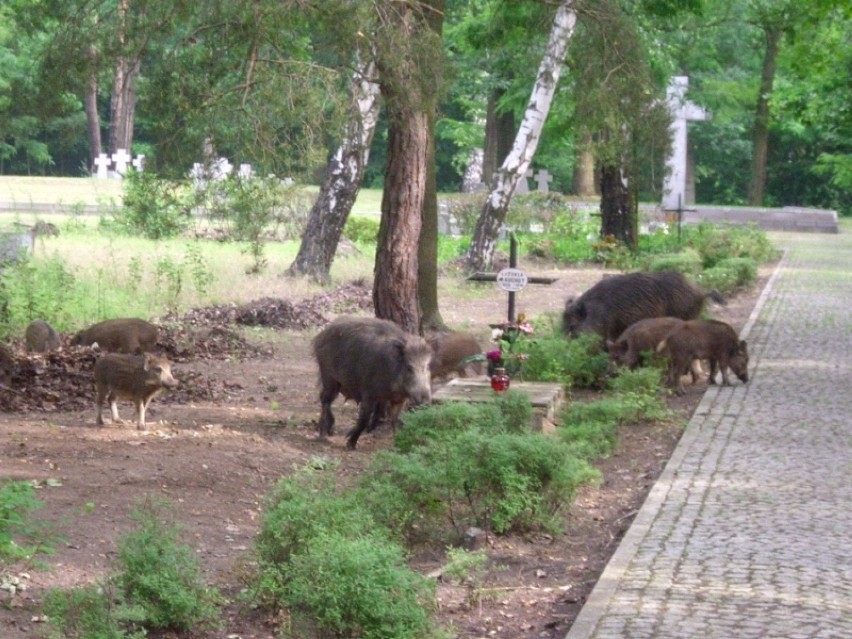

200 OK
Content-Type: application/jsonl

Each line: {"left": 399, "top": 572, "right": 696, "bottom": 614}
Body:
{"left": 84, "top": 52, "right": 103, "bottom": 168}
{"left": 572, "top": 134, "right": 596, "bottom": 196}
{"left": 465, "top": 0, "right": 576, "bottom": 273}
{"left": 374, "top": 105, "right": 429, "bottom": 334}
{"left": 599, "top": 163, "right": 637, "bottom": 248}
{"left": 748, "top": 23, "right": 781, "bottom": 206}
{"left": 482, "top": 88, "right": 515, "bottom": 187}
{"left": 287, "top": 61, "right": 381, "bottom": 283}
{"left": 108, "top": 56, "right": 140, "bottom": 153}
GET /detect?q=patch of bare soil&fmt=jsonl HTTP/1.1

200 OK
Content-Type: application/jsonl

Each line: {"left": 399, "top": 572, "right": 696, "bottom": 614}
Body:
{"left": 0, "top": 264, "right": 773, "bottom": 639}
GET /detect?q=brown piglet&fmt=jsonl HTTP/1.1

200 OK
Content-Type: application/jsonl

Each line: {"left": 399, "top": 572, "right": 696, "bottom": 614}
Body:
{"left": 94, "top": 352, "right": 178, "bottom": 430}
{"left": 427, "top": 331, "right": 483, "bottom": 381}
{"left": 72, "top": 318, "right": 158, "bottom": 354}
{"left": 657, "top": 319, "right": 749, "bottom": 395}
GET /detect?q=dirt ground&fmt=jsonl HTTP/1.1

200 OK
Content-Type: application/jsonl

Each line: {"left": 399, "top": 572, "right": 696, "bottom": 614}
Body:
{"left": 0, "top": 262, "right": 771, "bottom": 639}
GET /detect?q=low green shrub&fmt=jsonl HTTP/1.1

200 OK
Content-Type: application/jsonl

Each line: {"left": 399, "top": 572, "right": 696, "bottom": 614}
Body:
{"left": 522, "top": 326, "right": 609, "bottom": 389}
{"left": 116, "top": 499, "right": 222, "bottom": 632}
{"left": 685, "top": 223, "right": 778, "bottom": 268}
{"left": 114, "top": 170, "right": 192, "bottom": 240}
{"left": 646, "top": 249, "right": 703, "bottom": 276}
{"left": 697, "top": 264, "right": 739, "bottom": 294}
{"left": 281, "top": 532, "right": 435, "bottom": 639}
{"left": 343, "top": 215, "right": 381, "bottom": 244}
{"left": 0, "top": 480, "right": 50, "bottom": 566}
{"left": 715, "top": 257, "right": 757, "bottom": 288}
{"left": 43, "top": 582, "right": 146, "bottom": 639}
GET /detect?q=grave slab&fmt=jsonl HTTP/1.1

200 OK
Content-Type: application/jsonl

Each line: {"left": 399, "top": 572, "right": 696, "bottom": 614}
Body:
{"left": 432, "top": 378, "right": 565, "bottom": 433}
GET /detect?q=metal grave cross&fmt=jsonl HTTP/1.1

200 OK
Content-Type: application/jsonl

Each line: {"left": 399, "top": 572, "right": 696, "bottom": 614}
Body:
{"left": 467, "top": 233, "right": 558, "bottom": 323}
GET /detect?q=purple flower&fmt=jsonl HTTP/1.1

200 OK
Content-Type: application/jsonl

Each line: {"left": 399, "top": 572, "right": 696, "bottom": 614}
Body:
{"left": 486, "top": 349, "right": 503, "bottom": 362}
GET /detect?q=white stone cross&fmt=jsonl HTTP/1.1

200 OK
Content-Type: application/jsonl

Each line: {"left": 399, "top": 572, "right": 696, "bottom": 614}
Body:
{"left": 93, "top": 153, "right": 111, "bottom": 179}
{"left": 111, "top": 148, "right": 132, "bottom": 178}
{"left": 534, "top": 169, "right": 553, "bottom": 193}
{"left": 211, "top": 157, "right": 233, "bottom": 180}
{"left": 515, "top": 168, "right": 534, "bottom": 194}
{"left": 238, "top": 163, "right": 254, "bottom": 179}
{"left": 662, "top": 76, "right": 710, "bottom": 211}
{"left": 131, "top": 154, "right": 145, "bottom": 172}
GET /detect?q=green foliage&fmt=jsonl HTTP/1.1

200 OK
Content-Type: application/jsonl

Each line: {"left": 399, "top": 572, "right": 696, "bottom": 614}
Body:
{"left": 684, "top": 223, "right": 778, "bottom": 268}
{"left": 43, "top": 582, "right": 146, "bottom": 639}
{"left": 0, "top": 480, "right": 49, "bottom": 566}
{"left": 0, "top": 256, "right": 76, "bottom": 338}
{"left": 281, "top": 532, "right": 434, "bottom": 639}
{"left": 522, "top": 322, "right": 610, "bottom": 389}
{"left": 715, "top": 257, "right": 757, "bottom": 287}
{"left": 116, "top": 499, "right": 222, "bottom": 632}
{"left": 115, "top": 171, "right": 192, "bottom": 240}
{"left": 343, "top": 215, "right": 381, "bottom": 243}
{"left": 647, "top": 249, "right": 703, "bottom": 276}
{"left": 696, "top": 264, "right": 739, "bottom": 294}
{"left": 363, "top": 396, "right": 598, "bottom": 539}
{"left": 559, "top": 370, "right": 671, "bottom": 459}
{"left": 442, "top": 547, "right": 490, "bottom": 607}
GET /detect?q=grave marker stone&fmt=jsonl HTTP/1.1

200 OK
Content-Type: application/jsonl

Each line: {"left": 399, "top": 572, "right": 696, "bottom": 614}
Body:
{"left": 111, "top": 148, "right": 131, "bottom": 177}
{"left": 662, "top": 76, "right": 710, "bottom": 211}
{"left": 93, "top": 153, "right": 111, "bottom": 179}
{"left": 131, "top": 154, "right": 145, "bottom": 172}
{"left": 534, "top": 169, "right": 553, "bottom": 193}
{"left": 515, "top": 168, "right": 534, "bottom": 194}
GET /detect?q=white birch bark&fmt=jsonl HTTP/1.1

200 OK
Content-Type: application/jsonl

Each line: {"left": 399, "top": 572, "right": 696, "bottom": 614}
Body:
{"left": 466, "top": 0, "right": 577, "bottom": 272}
{"left": 287, "top": 58, "right": 381, "bottom": 281}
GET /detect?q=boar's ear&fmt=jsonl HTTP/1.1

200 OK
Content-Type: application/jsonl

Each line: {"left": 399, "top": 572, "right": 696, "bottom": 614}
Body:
{"left": 142, "top": 352, "right": 153, "bottom": 370}
{"left": 739, "top": 340, "right": 748, "bottom": 354}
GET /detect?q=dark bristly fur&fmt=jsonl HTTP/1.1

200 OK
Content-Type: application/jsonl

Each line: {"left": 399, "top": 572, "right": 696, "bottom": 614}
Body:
{"left": 72, "top": 318, "right": 158, "bottom": 354}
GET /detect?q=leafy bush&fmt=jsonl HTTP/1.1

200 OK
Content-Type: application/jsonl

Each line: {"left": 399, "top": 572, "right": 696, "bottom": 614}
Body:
{"left": 43, "top": 582, "right": 146, "bottom": 639}
{"left": 116, "top": 499, "right": 222, "bottom": 631}
{"left": 715, "top": 257, "right": 757, "bottom": 287}
{"left": 647, "top": 249, "right": 703, "bottom": 276}
{"left": 697, "top": 264, "right": 740, "bottom": 294}
{"left": 344, "top": 215, "right": 381, "bottom": 243}
{"left": 685, "top": 223, "right": 778, "bottom": 268}
{"left": 363, "top": 397, "right": 598, "bottom": 539}
{"left": 116, "top": 170, "right": 192, "bottom": 239}
{"left": 0, "top": 257, "right": 76, "bottom": 338}
{"left": 281, "top": 532, "right": 435, "bottom": 639}
{"left": 522, "top": 324, "right": 610, "bottom": 389}
{"left": 0, "top": 480, "right": 50, "bottom": 566}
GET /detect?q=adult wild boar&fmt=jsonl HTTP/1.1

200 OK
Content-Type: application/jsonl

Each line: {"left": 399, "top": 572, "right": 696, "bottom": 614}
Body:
{"left": 657, "top": 319, "right": 749, "bottom": 395}
{"left": 427, "top": 331, "right": 483, "bottom": 381}
{"left": 562, "top": 271, "right": 725, "bottom": 341}
{"left": 72, "top": 318, "right": 158, "bottom": 354}
{"left": 606, "top": 316, "right": 703, "bottom": 384}
{"left": 94, "top": 352, "right": 178, "bottom": 430}
{"left": 312, "top": 316, "right": 433, "bottom": 450}
{"left": 25, "top": 320, "right": 61, "bottom": 353}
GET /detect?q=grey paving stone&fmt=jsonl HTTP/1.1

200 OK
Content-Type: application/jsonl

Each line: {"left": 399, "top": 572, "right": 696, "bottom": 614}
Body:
{"left": 566, "top": 232, "right": 852, "bottom": 639}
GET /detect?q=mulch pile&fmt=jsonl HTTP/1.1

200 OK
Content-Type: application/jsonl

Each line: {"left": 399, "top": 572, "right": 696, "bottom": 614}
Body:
{"left": 0, "top": 282, "right": 375, "bottom": 414}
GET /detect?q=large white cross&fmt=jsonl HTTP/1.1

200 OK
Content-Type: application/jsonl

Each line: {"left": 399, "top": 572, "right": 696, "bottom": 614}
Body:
{"left": 93, "top": 153, "right": 111, "bottom": 179}
{"left": 662, "top": 77, "right": 710, "bottom": 211}
{"left": 111, "top": 148, "right": 132, "bottom": 178}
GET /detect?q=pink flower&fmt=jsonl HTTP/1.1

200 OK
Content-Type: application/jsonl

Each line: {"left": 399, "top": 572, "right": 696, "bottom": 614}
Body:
{"left": 486, "top": 349, "right": 503, "bottom": 362}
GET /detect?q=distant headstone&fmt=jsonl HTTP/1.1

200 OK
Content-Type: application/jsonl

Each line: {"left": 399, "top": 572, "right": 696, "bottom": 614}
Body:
{"left": 93, "top": 153, "right": 111, "bottom": 179}
{"left": 111, "top": 148, "right": 131, "bottom": 177}
{"left": 211, "top": 157, "right": 233, "bottom": 180}
{"left": 515, "top": 169, "right": 533, "bottom": 194}
{"left": 131, "top": 154, "right": 145, "bottom": 172}
{"left": 238, "top": 163, "right": 254, "bottom": 179}
{"left": 189, "top": 162, "right": 207, "bottom": 188}
{"left": 662, "top": 76, "right": 710, "bottom": 211}
{"left": 534, "top": 169, "right": 553, "bottom": 193}
{"left": 461, "top": 149, "right": 485, "bottom": 193}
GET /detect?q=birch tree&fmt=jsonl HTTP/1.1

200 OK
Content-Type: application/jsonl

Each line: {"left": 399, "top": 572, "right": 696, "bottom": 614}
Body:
{"left": 287, "top": 59, "right": 381, "bottom": 283}
{"left": 465, "top": 0, "right": 576, "bottom": 273}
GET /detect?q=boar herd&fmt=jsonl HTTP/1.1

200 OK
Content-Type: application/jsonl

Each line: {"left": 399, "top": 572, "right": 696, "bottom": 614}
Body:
{"left": 0, "top": 269, "right": 749, "bottom": 447}
{"left": 563, "top": 271, "right": 749, "bottom": 395}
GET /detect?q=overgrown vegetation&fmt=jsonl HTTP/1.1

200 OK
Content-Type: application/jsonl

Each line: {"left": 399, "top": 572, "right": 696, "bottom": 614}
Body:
{"left": 44, "top": 498, "right": 222, "bottom": 638}
{"left": 0, "top": 480, "right": 51, "bottom": 567}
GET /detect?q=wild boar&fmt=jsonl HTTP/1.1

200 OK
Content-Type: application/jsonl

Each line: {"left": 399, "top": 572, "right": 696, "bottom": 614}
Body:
{"left": 312, "top": 316, "right": 433, "bottom": 450}
{"left": 606, "top": 316, "right": 703, "bottom": 383}
{"left": 94, "top": 352, "right": 178, "bottom": 430}
{"left": 427, "top": 331, "right": 483, "bottom": 381}
{"left": 25, "top": 320, "right": 61, "bottom": 353}
{"left": 562, "top": 271, "right": 725, "bottom": 342}
{"left": 0, "top": 343, "right": 14, "bottom": 387}
{"left": 657, "top": 319, "right": 749, "bottom": 395}
{"left": 71, "top": 318, "right": 158, "bottom": 354}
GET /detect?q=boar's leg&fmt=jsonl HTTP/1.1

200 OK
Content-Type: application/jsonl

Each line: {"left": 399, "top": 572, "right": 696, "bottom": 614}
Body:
{"left": 96, "top": 386, "right": 108, "bottom": 426}
{"left": 108, "top": 391, "right": 125, "bottom": 424}
{"left": 318, "top": 382, "right": 339, "bottom": 438}
{"left": 346, "top": 400, "right": 376, "bottom": 450}
{"left": 136, "top": 398, "right": 149, "bottom": 431}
